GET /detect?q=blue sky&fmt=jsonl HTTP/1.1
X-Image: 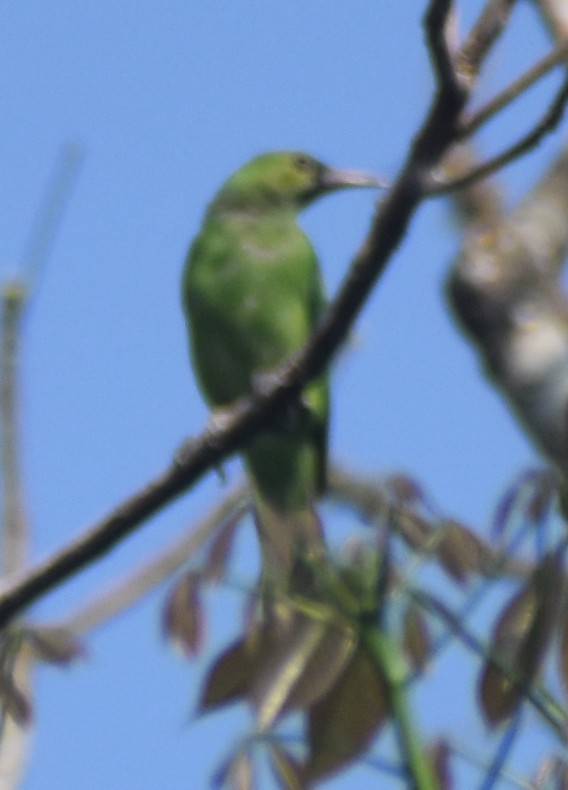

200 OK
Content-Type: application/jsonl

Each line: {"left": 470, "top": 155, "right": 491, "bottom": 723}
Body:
{"left": 1, "top": 2, "right": 564, "bottom": 788}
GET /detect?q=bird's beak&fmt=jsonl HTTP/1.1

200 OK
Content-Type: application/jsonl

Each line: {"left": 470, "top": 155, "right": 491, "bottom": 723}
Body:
{"left": 320, "top": 166, "right": 388, "bottom": 191}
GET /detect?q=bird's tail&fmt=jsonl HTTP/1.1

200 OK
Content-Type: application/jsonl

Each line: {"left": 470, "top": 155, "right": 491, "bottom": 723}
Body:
{"left": 252, "top": 493, "right": 326, "bottom": 591}
{"left": 245, "top": 428, "right": 327, "bottom": 590}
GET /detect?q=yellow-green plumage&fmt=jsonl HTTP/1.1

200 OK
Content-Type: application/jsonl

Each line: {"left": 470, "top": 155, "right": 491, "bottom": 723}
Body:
{"left": 182, "top": 152, "right": 380, "bottom": 580}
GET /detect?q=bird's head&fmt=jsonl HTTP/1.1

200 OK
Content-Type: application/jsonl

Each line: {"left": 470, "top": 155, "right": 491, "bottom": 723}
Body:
{"left": 212, "top": 151, "right": 385, "bottom": 214}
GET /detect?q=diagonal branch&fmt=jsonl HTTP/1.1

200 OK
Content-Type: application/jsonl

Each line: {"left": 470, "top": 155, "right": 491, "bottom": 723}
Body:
{"left": 461, "top": 40, "right": 568, "bottom": 136}
{"left": 458, "top": 0, "right": 518, "bottom": 77}
{"left": 429, "top": 74, "right": 568, "bottom": 194}
{"left": 0, "top": 1, "right": 536, "bottom": 630}
{"left": 1, "top": 144, "right": 82, "bottom": 577}
{"left": 424, "top": 0, "right": 460, "bottom": 92}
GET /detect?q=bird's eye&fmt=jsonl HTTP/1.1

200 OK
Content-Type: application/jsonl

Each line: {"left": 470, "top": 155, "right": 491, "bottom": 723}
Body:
{"left": 294, "top": 155, "right": 312, "bottom": 171}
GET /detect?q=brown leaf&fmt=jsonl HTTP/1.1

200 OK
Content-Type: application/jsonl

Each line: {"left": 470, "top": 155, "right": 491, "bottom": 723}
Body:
{"left": 199, "top": 629, "right": 262, "bottom": 712}
{"left": 491, "top": 479, "right": 520, "bottom": 540}
{"left": 390, "top": 508, "right": 433, "bottom": 553}
{"left": 250, "top": 605, "right": 356, "bottom": 730}
{"left": 200, "top": 607, "right": 355, "bottom": 727}
{"left": 25, "top": 625, "right": 86, "bottom": 666}
{"left": 437, "top": 519, "right": 486, "bottom": 583}
{"left": 479, "top": 551, "right": 562, "bottom": 725}
{"left": 0, "top": 674, "right": 33, "bottom": 726}
{"left": 491, "top": 470, "right": 554, "bottom": 540}
{"left": 203, "top": 514, "right": 241, "bottom": 583}
{"left": 403, "top": 601, "right": 431, "bottom": 671}
{"left": 384, "top": 474, "right": 430, "bottom": 508}
{"left": 556, "top": 587, "right": 568, "bottom": 698}
{"left": 428, "top": 739, "right": 452, "bottom": 790}
{"left": 303, "top": 644, "right": 388, "bottom": 783}
{"left": 524, "top": 471, "right": 557, "bottom": 526}
{"left": 162, "top": 571, "right": 204, "bottom": 657}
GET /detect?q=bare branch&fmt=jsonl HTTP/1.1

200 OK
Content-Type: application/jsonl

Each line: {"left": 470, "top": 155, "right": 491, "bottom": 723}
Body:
{"left": 0, "top": 288, "right": 28, "bottom": 575}
{"left": 0, "top": 145, "right": 80, "bottom": 574}
{"left": 458, "top": 0, "right": 518, "bottom": 77}
{"left": 424, "top": 0, "right": 460, "bottom": 92}
{"left": 429, "top": 74, "right": 568, "bottom": 194}
{"left": 0, "top": 144, "right": 82, "bottom": 789}
{"left": 1, "top": 143, "right": 83, "bottom": 575}
{"left": 19, "top": 143, "right": 83, "bottom": 298}
{"left": 461, "top": 41, "right": 568, "bottom": 136}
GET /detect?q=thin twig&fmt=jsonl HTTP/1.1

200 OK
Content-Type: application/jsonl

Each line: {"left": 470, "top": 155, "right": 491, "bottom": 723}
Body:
{"left": 461, "top": 40, "right": 568, "bottom": 136}
{"left": 1, "top": 143, "right": 83, "bottom": 575}
{"left": 424, "top": 0, "right": 460, "bottom": 92}
{"left": 481, "top": 712, "right": 523, "bottom": 790}
{"left": 428, "top": 74, "right": 568, "bottom": 194}
{"left": 0, "top": 143, "right": 82, "bottom": 789}
{"left": 19, "top": 143, "right": 83, "bottom": 296}
{"left": 458, "top": 0, "right": 518, "bottom": 78}
{"left": 0, "top": 288, "right": 28, "bottom": 575}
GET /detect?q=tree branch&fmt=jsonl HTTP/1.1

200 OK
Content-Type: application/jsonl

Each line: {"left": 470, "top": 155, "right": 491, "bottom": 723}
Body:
{"left": 424, "top": 0, "right": 460, "bottom": 92}
{"left": 0, "top": 1, "right": 536, "bottom": 630}
{"left": 429, "top": 74, "right": 568, "bottom": 194}
{"left": 458, "top": 0, "right": 518, "bottom": 77}
{"left": 461, "top": 40, "right": 568, "bottom": 136}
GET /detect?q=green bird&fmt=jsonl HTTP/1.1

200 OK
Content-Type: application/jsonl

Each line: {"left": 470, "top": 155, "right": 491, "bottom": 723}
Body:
{"left": 182, "top": 151, "right": 381, "bottom": 584}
